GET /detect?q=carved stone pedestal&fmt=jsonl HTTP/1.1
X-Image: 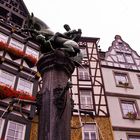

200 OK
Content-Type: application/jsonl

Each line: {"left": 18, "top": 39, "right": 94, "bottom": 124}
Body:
{"left": 37, "top": 52, "right": 75, "bottom": 140}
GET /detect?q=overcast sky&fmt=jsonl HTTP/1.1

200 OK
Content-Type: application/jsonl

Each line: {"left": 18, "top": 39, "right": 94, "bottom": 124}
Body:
{"left": 23, "top": 0, "right": 140, "bottom": 54}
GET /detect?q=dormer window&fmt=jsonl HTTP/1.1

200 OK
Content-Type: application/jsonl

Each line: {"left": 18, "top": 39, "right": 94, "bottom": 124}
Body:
{"left": 117, "top": 52, "right": 125, "bottom": 63}
{"left": 118, "top": 42, "right": 123, "bottom": 45}
{"left": 125, "top": 54, "right": 134, "bottom": 64}
{"left": 117, "top": 52, "right": 134, "bottom": 64}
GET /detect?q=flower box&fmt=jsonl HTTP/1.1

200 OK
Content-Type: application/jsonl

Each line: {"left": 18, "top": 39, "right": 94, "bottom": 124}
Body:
{"left": 0, "top": 83, "right": 36, "bottom": 101}
{"left": 7, "top": 45, "right": 24, "bottom": 60}
{"left": 24, "top": 54, "right": 37, "bottom": 68}
{"left": 0, "top": 41, "right": 38, "bottom": 67}
{"left": 126, "top": 111, "right": 137, "bottom": 120}
{"left": 0, "top": 41, "right": 8, "bottom": 51}
{"left": 118, "top": 81, "right": 129, "bottom": 87}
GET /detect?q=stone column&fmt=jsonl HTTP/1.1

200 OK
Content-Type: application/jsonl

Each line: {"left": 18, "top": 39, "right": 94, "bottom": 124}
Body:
{"left": 37, "top": 51, "right": 75, "bottom": 140}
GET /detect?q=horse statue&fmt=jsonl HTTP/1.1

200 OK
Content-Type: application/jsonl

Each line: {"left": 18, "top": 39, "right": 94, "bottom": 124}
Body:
{"left": 19, "top": 13, "right": 83, "bottom": 65}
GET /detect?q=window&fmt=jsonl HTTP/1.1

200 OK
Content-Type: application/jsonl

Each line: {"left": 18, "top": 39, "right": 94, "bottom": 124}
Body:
{"left": 83, "top": 124, "right": 98, "bottom": 140}
{"left": 25, "top": 46, "right": 39, "bottom": 60}
{"left": 9, "top": 38, "right": 24, "bottom": 51}
{"left": 117, "top": 52, "right": 125, "bottom": 62}
{"left": 0, "top": 32, "right": 8, "bottom": 42}
{"left": 137, "top": 75, "right": 140, "bottom": 83}
{"left": 0, "top": 6, "right": 8, "bottom": 19}
{"left": 0, "top": 119, "right": 4, "bottom": 138}
{"left": 11, "top": 14, "right": 23, "bottom": 27}
{"left": 5, "top": 121, "right": 26, "bottom": 140}
{"left": 117, "top": 52, "right": 134, "bottom": 64}
{"left": 78, "top": 68, "right": 90, "bottom": 80}
{"left": 80, "top": 90, "right": 93, "bottom": 109}
{"left": 128, "top": 135, "right": 140, "bottom": 140}
{"left": 80, "top": 48, "right": 87, "bottom": 57}
{"left": 0, "top": 70, "right": 15, "bottom": 87}
{"left": 121, "top": 100, "right": 138, "bottom": 119}
{"left": 126, "top": 54, "right": 134, "bottom": 64}
{"left": 17, "top": 78, "right": 33, "bottom": 94}
{"left": 114, "top": 72, "right": 130, "bottom": 87}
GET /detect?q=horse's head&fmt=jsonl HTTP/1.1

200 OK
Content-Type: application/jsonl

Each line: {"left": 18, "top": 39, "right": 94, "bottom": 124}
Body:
{"left": 26, "top": 13, "right": 54, "bottom": 36}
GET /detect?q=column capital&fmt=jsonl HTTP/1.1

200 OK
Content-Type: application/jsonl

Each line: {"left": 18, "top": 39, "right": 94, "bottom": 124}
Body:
{"left": 37, "top": 51, "right": 76, "bottom": 78}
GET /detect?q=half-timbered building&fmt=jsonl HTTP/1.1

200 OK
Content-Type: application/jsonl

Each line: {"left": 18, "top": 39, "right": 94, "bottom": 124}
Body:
{"left": 71, "top": 37, "right": 113, "bottom": 140}
{"left": 1, "top": 1, "right": 140, "bottom": 140}
{"left": 0, "top": 0, "right": 114, "bottom": 140}
{"left": 0, "top": 0, "right": 40, "bottom": 140}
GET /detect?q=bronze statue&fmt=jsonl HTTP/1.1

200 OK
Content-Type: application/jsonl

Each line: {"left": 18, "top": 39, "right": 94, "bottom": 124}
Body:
{"left": 19, "top": 13, "right": 83, "bottom": 65}
{"left": 15, "top": 13, "right": 84, "bottom": 140}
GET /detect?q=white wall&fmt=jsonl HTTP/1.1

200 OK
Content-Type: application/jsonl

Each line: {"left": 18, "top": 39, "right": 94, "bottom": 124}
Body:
{"left": 102, "top": 67, "right": 140, "bottom": 95}
{"left": 107, "top": 96, "right": 140, "bottom": 127}
{"left": 102, "top": 67, "right": 140, "bottom": 138}
{"left": 113, "top": 131, "right": 127, "bottom": 140}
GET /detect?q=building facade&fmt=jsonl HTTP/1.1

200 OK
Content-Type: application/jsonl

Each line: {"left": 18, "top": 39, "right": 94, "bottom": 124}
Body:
{"left": 0, "top": 0, "right": 113, "bottom": 140}
{"left": 70, "top": 37, "right": 114, "bottom": 140}
{"left": 0, "top": 1, "right": 140, "bottom": 140}
{"left": 0, "top": 0, "right": 40, "bottom": 140}
{"left": 101, "top": 35, "right": 140, "bottom": 140}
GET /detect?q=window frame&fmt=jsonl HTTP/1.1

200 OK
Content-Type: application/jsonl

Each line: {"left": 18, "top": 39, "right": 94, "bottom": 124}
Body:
{"left": 125, "top": 53, "right": 134, "bottom": 64}
{"left": 25, "top": 46, "right": 39, "bottom": 60}
{"left": 117, "top": 52, "right": 125, "bottom": 63}
{"left": 4, "top": 120, "right": 26, "bottom": 140}
{"left": 113, "top": 71, "right": 132, "bottom": 88}
{"left": 116, "top": 51, "right": 135, "bottom": 64}
{"left": 79, "top": 89, "right": 93, "bottom": 110}
{"left": 9, "top": 38, "right": 24, "bottom": 51}
{"left": 78, "top": 67, "right": 90, "bottom": 81}
{"left": 137, "top": 75, "right": 140, "bottom": 84}
{"left": 0, "top": 69, "right": 16, "bottom": 87}
{"left": 127, "top": 133, "right": 140, "bottom": 140}
{"left": 119, "top": 98, "right": 140, "bottom": 119}
{"left": 16, "top": 77, "right": 33, "bottom": 95}
{"left": 0, "top": 32, "right": 8, "bottom": 43}
{"left": 82, "top": 123, "right": 99, "bottom": 140}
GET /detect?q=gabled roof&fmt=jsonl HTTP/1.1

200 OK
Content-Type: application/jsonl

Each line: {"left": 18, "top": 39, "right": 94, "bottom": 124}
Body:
{"left": 101, "top": 35, "right": 140, "bottom": 71}
{"left": 17, "top": 0, "right": 30, "bottom": 16}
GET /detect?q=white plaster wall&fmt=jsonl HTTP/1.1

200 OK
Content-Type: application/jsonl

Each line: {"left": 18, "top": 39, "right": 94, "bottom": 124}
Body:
{"left": 113, "top": 131, "right": 127, "bottom": 140}
{"left": 102, "top": 67, "right": 140, "bottom": 95}
{"left": 71, "top": 76, "right": 77, "bottom": 85}
{"left": 107, "top": 96, "right": 140, "bottom": 128}
{"left": 79, "top": 81, "right": 91, "bottom": 85}
{"left": 114, "top": 131, "right": 140, "bottom": 140}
